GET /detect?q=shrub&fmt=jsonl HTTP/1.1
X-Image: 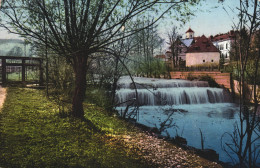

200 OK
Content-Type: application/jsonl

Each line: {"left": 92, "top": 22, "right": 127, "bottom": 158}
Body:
{"left": 199, "top": 75, "right": 220, "bottom": 88}
{"left": 187, "top": 73, "right": 198, "bottom": 80}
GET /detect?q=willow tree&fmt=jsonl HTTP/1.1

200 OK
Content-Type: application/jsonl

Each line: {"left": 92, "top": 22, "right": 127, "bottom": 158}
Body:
{"left": 0, "top": 0, "right": 198, "bottom": 119}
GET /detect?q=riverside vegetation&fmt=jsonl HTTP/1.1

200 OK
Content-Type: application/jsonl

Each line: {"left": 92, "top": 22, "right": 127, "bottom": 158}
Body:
{"left": 0, "top": 87, "right": 222, "bottom": 168}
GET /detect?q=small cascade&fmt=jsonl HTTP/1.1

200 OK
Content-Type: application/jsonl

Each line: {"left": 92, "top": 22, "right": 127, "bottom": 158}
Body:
{"left": 116, "top": 76, "right": 227, "bottom": 106}
{"left": 117, "top": 76, "right": 209, "bottom": 89}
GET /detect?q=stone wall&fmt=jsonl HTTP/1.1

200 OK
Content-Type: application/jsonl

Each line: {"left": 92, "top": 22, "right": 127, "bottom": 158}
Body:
{"left": 170, "top": 71, "right": 232, "bottom": 89}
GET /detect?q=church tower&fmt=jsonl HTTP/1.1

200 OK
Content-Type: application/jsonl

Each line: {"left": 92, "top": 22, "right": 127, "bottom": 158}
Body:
{"left": 186, "top": 28, "right": 194, "bottom": 39}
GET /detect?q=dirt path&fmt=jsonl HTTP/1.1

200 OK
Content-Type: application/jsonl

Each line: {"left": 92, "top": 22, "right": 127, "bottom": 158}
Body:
{"left": 113, "top": 131, "right": 222, "bottom": 168}
{"left": 0, "top": 86, "right": 7, "bottom": 110}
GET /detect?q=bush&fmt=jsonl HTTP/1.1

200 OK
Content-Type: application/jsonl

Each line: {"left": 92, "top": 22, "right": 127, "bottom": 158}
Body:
{"left": 187, "top": 73, "right": 198, "bottom": 81}
{"left": 199, "top": 75, "right": 220, "bottom": 88}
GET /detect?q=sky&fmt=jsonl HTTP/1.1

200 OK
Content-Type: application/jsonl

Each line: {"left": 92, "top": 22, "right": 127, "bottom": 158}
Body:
{"left": 0, "top": 0, "right": 244, "bottom": 40}
{"left": 158, "top": 0, "right": 241, "bottom": 39}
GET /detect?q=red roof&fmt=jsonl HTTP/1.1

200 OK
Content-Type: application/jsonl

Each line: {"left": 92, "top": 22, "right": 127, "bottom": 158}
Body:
{"left": 186, "top": 28, "right": 194, "bottom": 33}
{"left": 186, "top": 35, "right": 219, "bottom": 53}
{"left": 193, "top": 37, "right": 200, "bottom": 41}
{"left": 210, "top": 30, "right": 237, "bottom": 42}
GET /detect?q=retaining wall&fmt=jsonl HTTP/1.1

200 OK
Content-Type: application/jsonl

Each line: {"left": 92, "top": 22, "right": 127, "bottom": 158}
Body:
{"left": 170, "top": 71, "right": 232, "bottom": 89}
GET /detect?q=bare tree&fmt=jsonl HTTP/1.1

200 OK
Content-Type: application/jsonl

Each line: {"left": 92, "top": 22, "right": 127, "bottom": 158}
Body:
{"left": 222, "top": 0, "right": 260, "bottom": 167}
{"left": 0, "top": 0, "right": 199, "bottom": 119}
{"left": 135, "top": 20, "right": 164, "bottom": 77}
{"left": 167, "top": 26, "right": 180, "bottom": 69}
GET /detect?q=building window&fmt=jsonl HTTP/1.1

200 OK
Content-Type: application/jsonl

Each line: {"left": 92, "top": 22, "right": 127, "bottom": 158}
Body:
{"left": 211, "top": 60, "right": 214, "bottom": 62}
{"left": 203, "top": 60, "right": 205, "bottom": 62}
{"left": 225, "top": 53, "right": 228, "bottom": 58}
{"left": 226, "top": 43, "right": 228, "bottom": 49}
{"left": 219, "top": 44, "right": 224, "bottom": 50}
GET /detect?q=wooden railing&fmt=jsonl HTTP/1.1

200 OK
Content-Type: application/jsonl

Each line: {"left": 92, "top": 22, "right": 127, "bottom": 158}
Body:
{"left": 0, "top": 56, "right": 43, "bottom": 85}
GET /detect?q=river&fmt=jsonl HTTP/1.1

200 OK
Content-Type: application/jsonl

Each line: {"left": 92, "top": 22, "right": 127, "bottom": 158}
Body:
{"left": 116, "top": 76, "right": 260, "bottom": 166}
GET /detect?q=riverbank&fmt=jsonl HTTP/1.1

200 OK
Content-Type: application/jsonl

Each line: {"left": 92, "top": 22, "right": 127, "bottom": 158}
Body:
{"left": 0, "top": 87, "right": 222, "bottom": 167}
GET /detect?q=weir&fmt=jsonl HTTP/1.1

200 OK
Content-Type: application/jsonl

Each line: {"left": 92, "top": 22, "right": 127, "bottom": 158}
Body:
{"left": 116, "top": 76, "right": 229, "bottom": 106}
{"left": 116, "top": 76, "right": 259, "bottom": 166}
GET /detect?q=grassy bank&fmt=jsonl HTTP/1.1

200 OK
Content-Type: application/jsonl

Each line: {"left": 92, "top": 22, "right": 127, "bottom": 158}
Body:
{"left": 0, "top": 87, "right": 147, "bottom": 168}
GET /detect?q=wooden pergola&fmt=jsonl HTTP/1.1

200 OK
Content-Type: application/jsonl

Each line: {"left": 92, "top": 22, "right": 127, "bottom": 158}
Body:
{"left": 0, "top": 56, "right": 43, "bottom": 85}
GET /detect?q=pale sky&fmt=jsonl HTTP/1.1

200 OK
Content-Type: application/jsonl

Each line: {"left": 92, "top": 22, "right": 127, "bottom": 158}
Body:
{"left": 184, "top": 0, "right": 240, "bottom": 37}
{"left": 159, "top": 0, "right": 241, "bottom": 39}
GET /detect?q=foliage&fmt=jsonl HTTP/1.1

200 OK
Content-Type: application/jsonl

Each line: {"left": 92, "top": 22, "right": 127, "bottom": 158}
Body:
{"left": 84, "top": 86, "right": 111, "bottom": 112}
{"left": 219, "top": 54, "right": 225, "bottom": 70}
{"left": 0, "top": 0, "right": 200, "bottom": 118}
{"left": 221, "top": 1, "right": 260, "bottom": 167}
{"left": 0, "top": 87, "right": 148, "bottom": 167}
{"left": 167, "top": 26, "right": 181, "bottom": 69}
{"left": 6, "top": 69, "right": 39, "bottom": 82}
{"left": 224, "top": 61, "right": 260, "bottom": 85}
{"left": 136, "top": 58, "right": 167, "bottom": 78}
{"left": 186, "top": 73, "right": 198, "bottom": 81}
{"left": 187, "top": 74, "right": 220, "bottom": 88}
{"left": 227, "top": 28, "right": 260, "bottom": 85}
{"left": 198, "top": 75, "right": 220, "bottom": 88}
{"left": 45, "top": 54, "right": 75, "bottom": 116}
{"left": 130, "top": 21, "right": 164, "bottom": 77}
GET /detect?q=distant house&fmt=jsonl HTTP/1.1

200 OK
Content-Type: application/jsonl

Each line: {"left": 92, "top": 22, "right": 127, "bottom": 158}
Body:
{"left": 165, "top": 28, "right": 195, "bottom": 68}
{"left": 178, "top": 38, "right": 194, "bottom": 61}
{"left": 177, "top": 28, "right": 195, "bottom": 62}
{"left": 186, "top": 35, "right": 220, "bottom": 67}
{"left": 210, "top": 31, "right": 236, "bottom": 62}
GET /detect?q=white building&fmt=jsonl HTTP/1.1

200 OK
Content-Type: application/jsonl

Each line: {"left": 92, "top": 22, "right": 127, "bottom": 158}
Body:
{"left": 210, "top": 31, "right": 236, "bottom": 62}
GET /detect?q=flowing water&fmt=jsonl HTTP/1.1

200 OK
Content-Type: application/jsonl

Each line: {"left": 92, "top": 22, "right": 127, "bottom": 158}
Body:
{"left": 116, "top": 76, "right": 260, "bottom": 166}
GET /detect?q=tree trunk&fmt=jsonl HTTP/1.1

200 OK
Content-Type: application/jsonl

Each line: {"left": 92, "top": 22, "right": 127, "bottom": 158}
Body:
{"left": 72, "top": 55, "right": 87, "bottom": 118}
{"left": 111, "top": 57, "right": 119, "bottom": 110}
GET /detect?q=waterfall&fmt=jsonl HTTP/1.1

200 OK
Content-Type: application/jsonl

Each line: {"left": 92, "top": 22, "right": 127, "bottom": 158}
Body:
{"left": 116, "top": 76, "right": 227, "bottom": 106}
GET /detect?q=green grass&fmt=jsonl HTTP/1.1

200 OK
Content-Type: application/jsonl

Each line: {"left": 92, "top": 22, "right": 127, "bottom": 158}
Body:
{"left": 6, "top": 70, "right": 39, "bottom": 82}
{"left": 0, "top": 87, "right": 147, "bottom": 168}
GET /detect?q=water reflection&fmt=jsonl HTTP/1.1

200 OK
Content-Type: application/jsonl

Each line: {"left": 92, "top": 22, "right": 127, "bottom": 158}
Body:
{"left": 117, "top": 103, "right": 259, "bottom": 166}
{"left": 207, "top": 109, "right": 236, "bottom": 119}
